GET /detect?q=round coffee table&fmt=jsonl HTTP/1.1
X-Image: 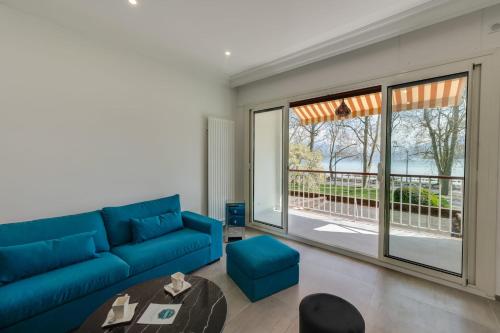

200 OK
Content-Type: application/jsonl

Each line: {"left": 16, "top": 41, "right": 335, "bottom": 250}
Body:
{"left": 77, "top": 275, "right": 227, "bottom": 333}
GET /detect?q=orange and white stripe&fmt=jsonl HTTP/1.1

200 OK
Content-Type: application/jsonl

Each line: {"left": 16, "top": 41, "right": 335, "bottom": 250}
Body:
{"left": 392, "top": 76, "right": 466, "bottom": 112}
{"left": 293, "top": 77, "right": 466, "bottom": 125}
{"left": 293, "top": 92, "right": 381, "bottom": 125}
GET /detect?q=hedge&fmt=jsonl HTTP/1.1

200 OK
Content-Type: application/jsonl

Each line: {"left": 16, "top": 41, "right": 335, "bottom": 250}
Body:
{"left": 393, "top": 186, "right": 449, "bottom": 208}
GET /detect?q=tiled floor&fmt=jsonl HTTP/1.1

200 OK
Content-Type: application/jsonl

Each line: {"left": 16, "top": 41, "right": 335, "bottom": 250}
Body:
{"left": 288, "top": 208, "right": 462, "bottom": 273}
{"left": 194, "top": 230, "right": 500, "bottom": 333}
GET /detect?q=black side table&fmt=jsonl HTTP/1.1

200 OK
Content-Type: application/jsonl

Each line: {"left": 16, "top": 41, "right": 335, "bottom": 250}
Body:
{"left": 299, "top": 293, "right": 365, "bottom": 333}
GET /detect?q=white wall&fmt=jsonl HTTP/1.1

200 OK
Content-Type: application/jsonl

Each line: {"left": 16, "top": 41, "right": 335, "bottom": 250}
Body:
{"left": 236, "top": 6, "right": 500, "bottom": 297}
{"left": 0, "top": 5, "right": 235, "bottom": 223}
{"left": 237, "top": 9, "right": 500, "bottom": 106}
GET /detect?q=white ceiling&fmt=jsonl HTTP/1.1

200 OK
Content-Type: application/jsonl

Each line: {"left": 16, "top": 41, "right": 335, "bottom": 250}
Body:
{"left": 2, "top": 0, "right": 499, "bottom": 86}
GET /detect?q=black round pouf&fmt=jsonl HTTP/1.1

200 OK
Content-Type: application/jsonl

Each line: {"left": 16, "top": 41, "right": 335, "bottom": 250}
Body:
{"left": 299, "top": 293, "right": 365, "bottom": 333}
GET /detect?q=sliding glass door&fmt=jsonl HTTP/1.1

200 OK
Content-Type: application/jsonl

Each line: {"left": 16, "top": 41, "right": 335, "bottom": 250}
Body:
{"left": 249, "top": 66, "right": 477, "bottom": 280}
{"left": 252, "top": 108, "right": 284, "bottom": 228}
{"left": 385, "top": 73, "right": 468, "bottom": 276}
{"left": 287, "top": 88, "right": 382, "bottom": 257}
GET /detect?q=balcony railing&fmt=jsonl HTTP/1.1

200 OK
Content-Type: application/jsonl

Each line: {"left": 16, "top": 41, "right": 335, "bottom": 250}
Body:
{"left": 288, "top": 169, "right": 464, "bottom": 237}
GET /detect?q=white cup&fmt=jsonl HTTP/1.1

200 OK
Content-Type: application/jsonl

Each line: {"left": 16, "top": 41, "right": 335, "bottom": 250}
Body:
{"left": 112, "top": 294, "right": 130, "bottom": 320}
{"left": 171, "top": 272, "right": 185, "bottom": 292}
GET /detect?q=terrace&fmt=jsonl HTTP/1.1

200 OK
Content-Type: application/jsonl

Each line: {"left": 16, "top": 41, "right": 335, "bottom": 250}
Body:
{"left": 288, "top": 169, "right": 464, "bottom": 273}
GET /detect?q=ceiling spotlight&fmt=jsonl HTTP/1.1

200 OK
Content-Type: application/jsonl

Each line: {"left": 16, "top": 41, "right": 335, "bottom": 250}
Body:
{"left": 490, "top": 23, "right": 500, "bottom": 34}
{"left": 129, "top": 0, "right": 138, "bottom": 6}
{"left": 225, "top": 51, "right": 231, "bottom": 56}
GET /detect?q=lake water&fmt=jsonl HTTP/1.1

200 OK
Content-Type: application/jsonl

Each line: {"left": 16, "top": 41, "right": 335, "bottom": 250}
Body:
{"left": 322, "top": 158, "right": 465, "bottom": 177}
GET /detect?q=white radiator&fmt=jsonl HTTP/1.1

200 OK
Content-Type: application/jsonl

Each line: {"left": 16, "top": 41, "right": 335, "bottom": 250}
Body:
{"left": 208, "top": 117, "right": 235, "bottom": 221}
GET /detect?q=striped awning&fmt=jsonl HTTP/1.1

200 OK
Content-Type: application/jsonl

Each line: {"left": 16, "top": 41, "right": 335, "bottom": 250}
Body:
{"left": 293, "top": 92, "right": 382, "bottom": 125}
{"left": 292, "top": 76, "right": 467, "bottom": 125}
{"left": 392, "top": 76, "right": 466, "bottom": 112}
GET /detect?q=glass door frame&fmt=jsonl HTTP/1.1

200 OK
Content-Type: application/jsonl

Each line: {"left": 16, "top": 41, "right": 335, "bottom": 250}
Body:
{"left": 247, "top": 60, "right": 480, "bottom": 286}
{"left": 384, "top": 71, "right": 469, "bottom": 277}
{"left": 249, "top": 106, "right": 289, "bottom": 231}
{"left": 378, "top": 62, "right": 480, "bottom": 285}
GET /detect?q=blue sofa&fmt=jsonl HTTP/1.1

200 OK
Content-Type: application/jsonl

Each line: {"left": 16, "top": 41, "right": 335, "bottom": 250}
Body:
{"left": 0, "top": 194, "right": 222, "bottom": 333}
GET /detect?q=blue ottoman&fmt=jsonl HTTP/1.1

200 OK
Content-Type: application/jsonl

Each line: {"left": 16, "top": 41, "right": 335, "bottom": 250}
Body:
{"left": 226, "top": 235, "right": 300, "bottom": 302}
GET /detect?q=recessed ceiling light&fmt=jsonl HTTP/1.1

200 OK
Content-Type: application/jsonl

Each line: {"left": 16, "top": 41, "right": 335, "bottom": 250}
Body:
{"left": 225, "top": 51, "right": 231, "bottom": 56}
{"left": 491, "top": 23, "right": 500, "bottom": 34}
{"left": 129, "top": 0, "right": 138, "bottom": 6}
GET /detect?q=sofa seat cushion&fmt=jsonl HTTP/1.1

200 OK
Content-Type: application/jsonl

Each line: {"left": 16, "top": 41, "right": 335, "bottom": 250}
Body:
{"left": 226, "top": 235, "right": 300, "bottom": 279}
{"left": 0, "top": 252, "right": 129, "bottom": 329}
{"left": 112, "top": 228, "right": 211, "bottom": 275}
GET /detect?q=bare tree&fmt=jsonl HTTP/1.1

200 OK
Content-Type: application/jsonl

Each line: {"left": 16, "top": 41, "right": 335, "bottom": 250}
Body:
{"left": 391, "top": 112, "right": 402, "bottom": 131}
{"left": 288, "top": 111, "right": 323, "bottom": 150}
{"left": 289, "top": 112, "right": 307, "bottom": 144}
{"left": 302, "top": 122, "right": 325, "bottom": 152}
{"left": 324, "top": 121, "right": 357, "bottom": 173}
{"left": 419, "top": 103, "right": 466, "bottom": 195}
{"left": 343, "top": 115, "right": 381, "bottom": 186}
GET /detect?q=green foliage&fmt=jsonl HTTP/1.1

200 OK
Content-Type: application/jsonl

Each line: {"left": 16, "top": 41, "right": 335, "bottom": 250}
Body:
{"left": 393, "top": 186, "right": 449, "bottom": 208}
{"left": 288, "top": 144, "right": 323, "bottom": 170}
{"left": 289, "top": 144, "right": 323, "bottom": 192}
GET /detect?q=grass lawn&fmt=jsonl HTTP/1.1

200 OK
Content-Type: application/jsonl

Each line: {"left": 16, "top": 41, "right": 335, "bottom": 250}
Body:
{"left": 289, "top": 183, "right": 378, "bottom": 200}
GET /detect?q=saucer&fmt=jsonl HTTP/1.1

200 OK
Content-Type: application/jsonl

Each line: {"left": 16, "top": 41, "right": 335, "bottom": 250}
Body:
{"left": 164, "top": 281, "right": 192, "bottom": 296}
{"left": 102, "top": 303, "right": 138, "bottom": 328}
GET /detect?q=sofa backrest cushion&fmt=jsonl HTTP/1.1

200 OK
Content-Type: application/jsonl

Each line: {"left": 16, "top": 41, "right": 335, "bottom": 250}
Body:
{"left": 0, "top": 231, "right": 99, "bottom": 284}
{"left": 102, "top": 194, "right": 181, "bottom": 246}
{"left": 0, "top": 211, "right": 110, "bottom": 252}
{"left": 131, "top": 211, "right": 184, "bottom": 243}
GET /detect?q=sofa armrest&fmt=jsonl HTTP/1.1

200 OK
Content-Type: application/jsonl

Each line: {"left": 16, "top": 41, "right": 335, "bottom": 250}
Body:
{"left": 181, "top": 211, "right": 220, "bottom": 234}
{"left": 182, "top": 211, "right": 223, "bottom": 261}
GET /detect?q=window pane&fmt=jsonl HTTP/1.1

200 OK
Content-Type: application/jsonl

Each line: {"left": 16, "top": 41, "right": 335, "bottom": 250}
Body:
{"left": 387, "top": 73, "right": 467, "bottom": 275}
{"left": 253, "top": 109, "right": 283, "bottom": 227}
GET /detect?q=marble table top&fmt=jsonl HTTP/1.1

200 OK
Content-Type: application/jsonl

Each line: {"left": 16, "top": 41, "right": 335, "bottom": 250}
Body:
{"left": 76, "top": 275, "right": 227, "bottom": 333}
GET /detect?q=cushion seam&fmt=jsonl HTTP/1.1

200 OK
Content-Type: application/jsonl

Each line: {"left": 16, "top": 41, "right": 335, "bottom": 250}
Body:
{"left": 115, "top": 244, "right": 211, "bottom": 274}
{"left": 227, "top": 257, "right": 299, "bottom": 279}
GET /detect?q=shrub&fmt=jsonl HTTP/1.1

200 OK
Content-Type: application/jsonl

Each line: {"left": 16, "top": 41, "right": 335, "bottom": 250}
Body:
{"left": 393, "top": 186, "right": 449, "bottom": 208}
